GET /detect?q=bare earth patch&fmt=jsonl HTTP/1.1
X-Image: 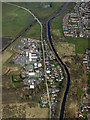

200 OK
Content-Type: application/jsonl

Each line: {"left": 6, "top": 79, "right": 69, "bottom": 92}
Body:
{"left": 2, "top": 103, "right": 49, "bottom": 119}
{"left": 54, "top": 42, "right": 75, "bottom": 57}
{"left": 2, "top": 51, "right": 12, "bottom": 64}
{"left": 52, "top": 29, "right": 61, "bottom": 36}
{"left": 69, "top": 101, "right": 78, "bottom": 117}
{"left": 26, "top": 103, "right": 49, "bottom": 118}
{"left": 2, "top": 103, "right": 26, "bottom": 118}
{"left": 5, "top": 67, "right": 18, "bottom": 74}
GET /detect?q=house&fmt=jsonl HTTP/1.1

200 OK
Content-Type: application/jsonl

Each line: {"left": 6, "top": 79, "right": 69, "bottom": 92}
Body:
{"left": 44, "top": 4, "right": 50, "bottom": 8}
{"left": 46, "top": 70, "right": 50, "bottom": 74}
{"left": 51, "top": 84, "right": 56, "bottom": 88}
{"left": 52, "top": 94, "right": 57, "bottom": 97}
{"left": 51, "top": 89, "right": 56, "bottom": 94}
{"left": 56, "top": 88, "right": 60, "bottom": 92}
{"left": 30, "top": 84, "right": 34, "bottom": 89}
{"left": 28, "top": 72, "right": 35, "bottom": 76}
{"left": 34, "top": 63, "right": 38, "bottom": 68}
{"left": 38, "top": 63, "right": 42, "bottom": 67}
{"left": 42, "top": 104, "right": 46, "bottom": 107}
{"left": 58, "top": 79, "right": 62, "bottom": 82}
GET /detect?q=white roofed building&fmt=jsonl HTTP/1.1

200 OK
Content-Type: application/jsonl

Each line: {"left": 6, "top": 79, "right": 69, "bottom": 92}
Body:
{"left": 30, "top": 84, "right": 34, "bottom": 89}
{"left": 28, "top": 72, "right": 35, "bottom": 76}
{"left": 29, "top": 52, "right": 37, "bottom": 62}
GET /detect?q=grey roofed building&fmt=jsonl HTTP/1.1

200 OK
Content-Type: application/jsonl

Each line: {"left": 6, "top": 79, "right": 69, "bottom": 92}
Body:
{"left": 24, "top": 64, "right": 34, "bottom": 71}
{"left": 15, "top": 55, "right": 27, "bottom": 66}
{"left": 42, "top": 104, "right": 46, "bottom": 107}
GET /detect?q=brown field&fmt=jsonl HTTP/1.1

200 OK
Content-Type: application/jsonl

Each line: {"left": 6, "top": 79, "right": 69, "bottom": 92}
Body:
{"left": 2, "top": 51, "right": 12, "bottom": 64}
{"left": 26, "top": 103, "right": 49, "bottom": 118}
{"left": 53, "top": 42, "right": 75, "bottom": 57}
{"left": 52, "top": 29, "right": 61, "bottom": 37}
{"left": 2, "top": 103, "right": 26, "bottom": 118}
{"left": 64, "top": 100, "right": 79, "bottom": 118}
{"left": 2, "top": 103, "right": 49, "bottom": 119}
{"left": 5, "top": 67, "right": 18, "bottom": 75}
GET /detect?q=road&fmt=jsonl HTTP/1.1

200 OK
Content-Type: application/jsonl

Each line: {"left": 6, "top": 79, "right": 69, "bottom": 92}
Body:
{"left": 5, "top": 2, "right": 52, "bottom": 118}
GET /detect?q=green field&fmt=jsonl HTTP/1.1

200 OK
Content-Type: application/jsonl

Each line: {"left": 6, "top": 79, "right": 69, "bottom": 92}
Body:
{"left": 12, "top": 75, "right": 24, "bottom": 87}
{"left": 77, "top": 87, "right": 84, "bottom": 95}
{"left": 52, "top": 2, "right": 63, "bottom": 11}
{"left": 52, "top": 15, "right": 64, "bottom": 37}
{"left": 66, "top": 37, "right": 89, "bottom": 54}
{"left": 2, "top": 2, "right": 63, "bottom": 39}
{"left": 51, "top": 2, "right": 88, "bottom": 54}
{"left": 2, "top": 3, "right": 34, "bottom": 38}
{"left": 13, "top": 2, "right": 63, "bottom": 18}
{"left": 22, "top": 22, "right": 41, "bottom": 39}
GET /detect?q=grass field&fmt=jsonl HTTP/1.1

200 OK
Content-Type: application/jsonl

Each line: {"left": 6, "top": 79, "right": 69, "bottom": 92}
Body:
{"left": 2, "top": 3, "right": 34, "bottom": 38}
{"left": 52, "top": 2, "right": 63, "bottom": 11}
{"left": 2, "top": 2, "right": 64, "bottom": 40}
{"left": 13, "top": 2, "right": 53, "bottom": 18}
{"left": 26, "top": 103, "right": 49, "bottom": 118}
{"left": 13, "top": 2, "right": 63, "bottom": 19}
{"left": 22, "top": 22, "right": 41, "bottom": 39}
{"left": 77, "top": 87, "right": 84, "bottom": 95}
{"left": 52, "top": 16, "right": 64, "bottom": 37}
{"left": 67, "top": 37, "right": 89, "bottom": 54}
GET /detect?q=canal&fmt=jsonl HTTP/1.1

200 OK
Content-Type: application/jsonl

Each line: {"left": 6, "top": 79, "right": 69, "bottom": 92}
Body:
{"left": 48, "top": 2, "right": 70, "bottom": 119}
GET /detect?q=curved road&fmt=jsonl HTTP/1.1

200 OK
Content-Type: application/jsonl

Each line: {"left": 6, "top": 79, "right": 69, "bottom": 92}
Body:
{"left": 5, "top": 2, "right": 52, "bottom": 118}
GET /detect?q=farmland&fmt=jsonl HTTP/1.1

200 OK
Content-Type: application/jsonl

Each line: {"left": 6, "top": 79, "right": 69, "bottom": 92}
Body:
{"left": 2, "top": 3, "right": 34, "bottom": 38}
{"left": 52, "top": 2, "right": 63, "bottom": 11}
{"left": 13, "top": 2, "right": 63, "bottom": 19}
{"left": 22, "top": 22, "right": 41, "bottom": 39}
{"left": 2, "top": 2, "right": 64, "bottom": 49}
{"left": 67, "top": 37, "right": 89, "bottom": 54}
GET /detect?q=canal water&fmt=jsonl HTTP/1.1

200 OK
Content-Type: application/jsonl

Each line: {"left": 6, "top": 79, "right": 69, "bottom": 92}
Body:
{"left": 48, "top": 2, "right": 70, "bottom": 119}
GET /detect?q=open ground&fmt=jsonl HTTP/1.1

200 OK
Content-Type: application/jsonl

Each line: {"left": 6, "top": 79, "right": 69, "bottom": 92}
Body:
{"left": 2, "top": 102, "right": 49, "bottom": 118}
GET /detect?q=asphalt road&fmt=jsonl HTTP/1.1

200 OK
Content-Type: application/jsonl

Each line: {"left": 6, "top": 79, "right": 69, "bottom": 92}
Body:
{"left": 5, "top": 2, "right": 52, "bottom": 118}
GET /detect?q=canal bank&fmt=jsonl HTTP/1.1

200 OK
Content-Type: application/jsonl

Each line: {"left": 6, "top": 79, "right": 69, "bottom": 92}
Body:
{"left": 47, "top": 2, "right": 70, "bottom": 119}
